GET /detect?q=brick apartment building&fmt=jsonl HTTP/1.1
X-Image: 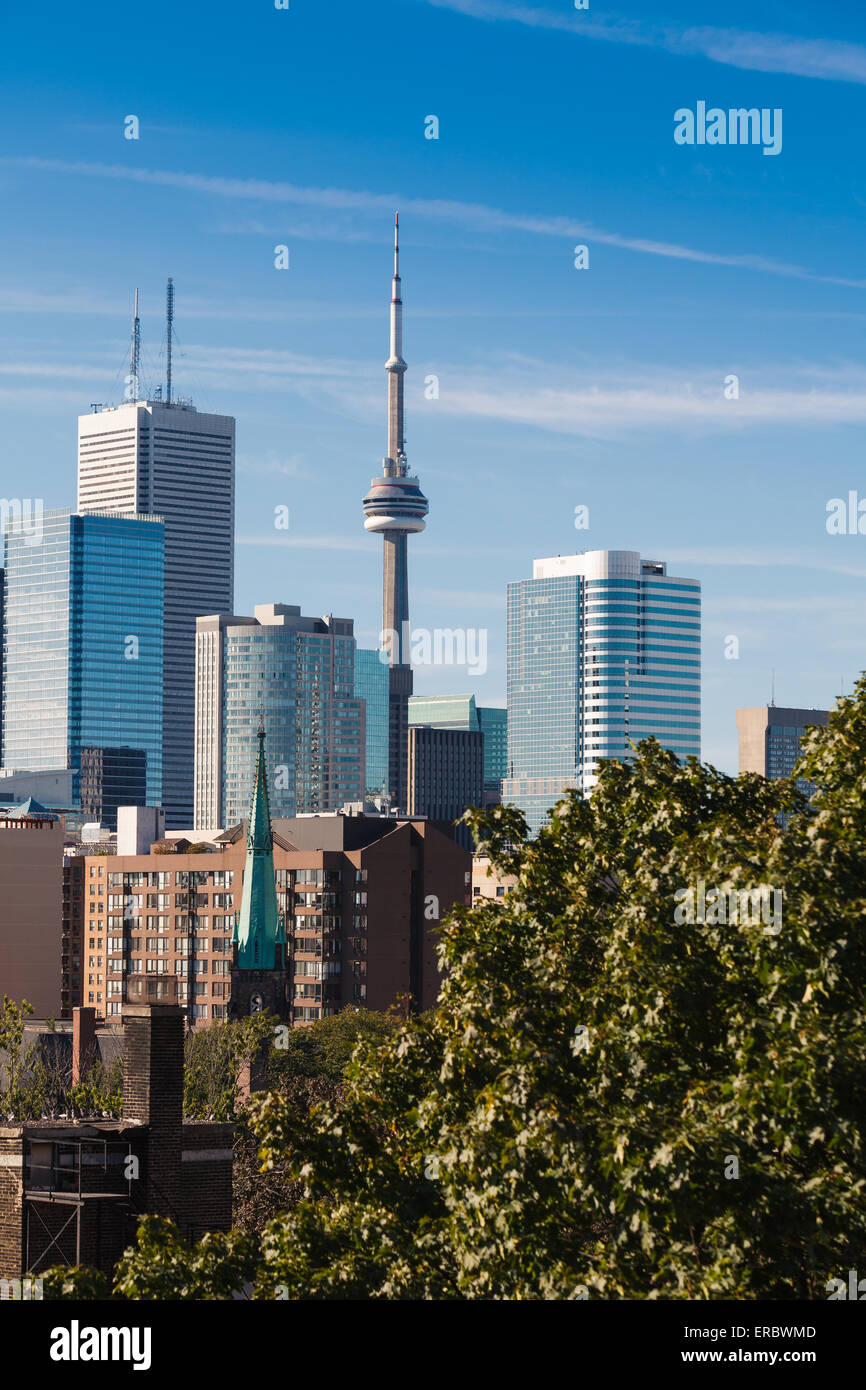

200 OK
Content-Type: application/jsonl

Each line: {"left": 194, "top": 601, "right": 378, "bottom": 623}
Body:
{"left": 0, "top": 984, "right": 233, "bottom": 1283}
{"left": 63, "top": 819, "right": 469, "bottom": 1026}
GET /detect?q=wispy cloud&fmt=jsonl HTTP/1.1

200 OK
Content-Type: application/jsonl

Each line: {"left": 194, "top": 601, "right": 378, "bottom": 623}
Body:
{"left": 424, "top": 1, "right": 866, "bottom": 86}
{"left": 431, "top": 363, "right": 866, "bottom": 438}
{"left": 237, "top": 451, "right": 311, "bottom": 480}
{"left": 5, "top": 157, "right": 866, "bottom": 290}
{"left": 664, "top": 547, "right": 866, "bottom": 580}
{"left": 6, "top": 343, "right": 866, "bottom": 439}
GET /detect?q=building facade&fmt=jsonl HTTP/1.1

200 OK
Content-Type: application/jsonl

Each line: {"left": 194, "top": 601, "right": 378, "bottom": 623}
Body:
{"left": 78, "top": 400, "right": 235, "bottom": 828}
{"left": 1, "top": 509, "right": 164, "bottom": 826}
{"left": 62, "top": 813, "right": 470, "bottom": 1026}
{"left": 408, "top": 693, "right": 507, "bottom": 793}
{"left": 0, "top": 991, "right": 233, "bottom": 1283}
{"left": 736, "top": 705, "right": 829, "bottom": 792}
{"left": 407, "top": 725, "right": 484, "bottom": 851}
{"left": 194, "top": 604, "right": 365, "bottom": 830}
{"left": 0, "top": 805, "right": 64, "bottom": 1017}
{"left": 354, "top": 649, "right": 390, "bottom": 796}
{"left": 478, "top": 706, "right": 507, "bottom": 791}
{"left": 503, "top": 549, "right": 701, "bottom": 835}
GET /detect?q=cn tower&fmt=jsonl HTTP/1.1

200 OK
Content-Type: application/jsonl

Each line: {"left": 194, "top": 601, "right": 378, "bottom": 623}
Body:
{"left": 362, "top": 214, "right": 429, "bottom": 810}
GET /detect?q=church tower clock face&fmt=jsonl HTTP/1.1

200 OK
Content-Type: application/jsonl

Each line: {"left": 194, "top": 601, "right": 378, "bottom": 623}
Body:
{"left": 250, "top": 992, "right": 264, "bottom": 1014}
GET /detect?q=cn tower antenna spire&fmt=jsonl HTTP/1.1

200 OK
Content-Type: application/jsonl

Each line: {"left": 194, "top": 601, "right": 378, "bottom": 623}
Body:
{"left": 361, "top": 216, "right": 430, "bottom": 810}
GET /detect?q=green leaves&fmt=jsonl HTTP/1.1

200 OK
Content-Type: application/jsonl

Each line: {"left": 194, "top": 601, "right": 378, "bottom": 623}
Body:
{"left": 41, "top": 678, "right": 866, "bottom": 1299}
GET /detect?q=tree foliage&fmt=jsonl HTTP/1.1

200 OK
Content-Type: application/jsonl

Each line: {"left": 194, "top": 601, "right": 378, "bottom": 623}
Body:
{"left": 0, "top": 997, "right": 122, "bottom": 1121}
{"left": 42, "top": 681, "right": 866, "bottom": 1298}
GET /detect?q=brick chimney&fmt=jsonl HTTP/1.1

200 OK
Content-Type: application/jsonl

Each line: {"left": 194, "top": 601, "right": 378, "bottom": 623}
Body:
{"left": 71, "top": 1006, "right": 97, "bottom": 1085}
{"left": 122, "top": 979, "right": 184, "bottom": 1220}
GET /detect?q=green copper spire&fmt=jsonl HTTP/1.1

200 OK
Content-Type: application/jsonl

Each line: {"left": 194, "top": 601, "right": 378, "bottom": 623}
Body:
{"left": 234, "top": 721, "right": 282, "bottom": 970}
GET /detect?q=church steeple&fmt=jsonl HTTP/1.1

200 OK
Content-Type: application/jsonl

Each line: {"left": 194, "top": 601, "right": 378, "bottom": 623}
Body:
{"left": 234, "top": 722, "right": 282, "bottom": 971}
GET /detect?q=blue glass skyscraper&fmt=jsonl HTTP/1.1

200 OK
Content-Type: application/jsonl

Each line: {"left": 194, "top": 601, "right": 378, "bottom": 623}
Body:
{"left": 1, "top": 508, "right": 164, "bottom": 826}
{"left": 503, "top": 550, "right": 700, "bottom": 836}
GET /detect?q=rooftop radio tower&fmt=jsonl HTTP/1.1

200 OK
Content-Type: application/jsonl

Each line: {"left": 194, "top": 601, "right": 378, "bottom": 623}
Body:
{"left": 166, "top": 276, "right": 174, "bottom": 406}
{"left": 129, "top": 289, "right": 141, "bottom": 402}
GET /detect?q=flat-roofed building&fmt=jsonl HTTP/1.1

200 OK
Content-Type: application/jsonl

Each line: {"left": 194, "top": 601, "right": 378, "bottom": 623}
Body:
{"left": 0, "top": 804, "right": 64, "bottom": 1016}
{"left": 74, "top": 812, "right": 469, "bottom": 1027}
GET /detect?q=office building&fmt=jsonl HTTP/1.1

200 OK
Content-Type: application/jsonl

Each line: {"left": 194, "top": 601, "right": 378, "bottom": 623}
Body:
{"left": 736, "top": 705, "right": 829, "bottom": 793}
{"left": 478, "top": 706, "right": 507, "bottom": 790}
{"left": 503, "top": 549, "right": 701, "bottom": 836}
{"left": 78, "top": 398, "right": 235, "bottom": 828}
{"left": 0, "top": 767, "right": 76, "bottom": 814}
{"left": 1, "top": 509, "right": 164, "bottom": 827}
{"left": 355, "top": 648, "right": 390, "bottom": 796}
{"left": 408, "top": 693, "right": 507, "bottom": 793}
{"left": 407, "top": 725, "right": 484, "bottom": 851}
{"left": 362, "top": 216, "right": 429, "bottom": 810}
{"left": 194, "top": 604, "right": 365, "bottom": 830}
{"left": 0, "top": 803, "right": 64, "bottom": 1016}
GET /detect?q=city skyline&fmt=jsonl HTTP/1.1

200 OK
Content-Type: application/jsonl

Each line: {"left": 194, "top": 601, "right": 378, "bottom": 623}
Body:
{"left": 2, "top": 0, "right": 866, "bottom": 778}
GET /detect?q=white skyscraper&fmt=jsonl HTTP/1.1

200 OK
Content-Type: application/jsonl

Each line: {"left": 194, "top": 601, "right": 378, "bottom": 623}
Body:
{"left": 78, "top": 398, "right": 235, "bottom": 827}
{"left": 504, "top": 549, "right": 701, "bottom": 835}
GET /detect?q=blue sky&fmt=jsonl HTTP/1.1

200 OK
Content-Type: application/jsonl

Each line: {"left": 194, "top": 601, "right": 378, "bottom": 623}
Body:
{"left": 2, "top": 0, "right": 866, "bottom": 770}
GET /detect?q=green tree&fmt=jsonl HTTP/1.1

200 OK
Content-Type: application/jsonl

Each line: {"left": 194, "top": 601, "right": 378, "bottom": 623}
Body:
{"left": 183, "top": 1012, "right": 276, "bottom": 1120}
{"left": 43, "top": 680, "right": 866, "bottom": 1298}
{"left": 0, "top": 997, "right": 36, "bottom": 1118}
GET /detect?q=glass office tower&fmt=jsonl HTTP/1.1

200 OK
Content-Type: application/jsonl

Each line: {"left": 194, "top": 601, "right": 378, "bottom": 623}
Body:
{"left": 503, "top": 549, "right": 700, "bottom": 836}
{"left": 1, "top": 509, "right": 164, "bottom": 825}
{"left": 355, "top": 649, "right": 390, "bottom": 796}
{"left": 407, "top": 694, "right": 507, "bottom": 793}
{"left": 478, "top": 706, "right": 507, "bottom": 790}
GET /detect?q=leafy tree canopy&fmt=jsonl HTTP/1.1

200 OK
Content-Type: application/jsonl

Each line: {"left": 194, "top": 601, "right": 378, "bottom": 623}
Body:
{"left": 44, "top": 680, "right": 866, "bottom": 1299}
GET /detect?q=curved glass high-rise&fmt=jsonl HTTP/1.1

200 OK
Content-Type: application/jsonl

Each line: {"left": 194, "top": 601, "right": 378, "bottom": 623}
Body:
{"left": 504, "top": 549, "right": 701, "bottom": 835}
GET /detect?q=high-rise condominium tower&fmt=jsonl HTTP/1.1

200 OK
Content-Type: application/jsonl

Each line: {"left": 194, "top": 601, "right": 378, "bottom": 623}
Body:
{"left": 362, "top": 215, "right": 429, "bottom": 811}
{"left": 503, "top": 549, "right": 701, "bottom": 835}
{"left": 194, "top": 604, "right": 365, "bottom": 830}
{"left": 78, "top": 396, "right": 235, "bottom": 828}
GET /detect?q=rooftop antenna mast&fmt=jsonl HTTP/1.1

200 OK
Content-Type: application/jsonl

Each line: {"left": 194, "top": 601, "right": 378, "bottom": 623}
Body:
{"left": 129, "top": 288, "right": 141, "bottom": 402}
{"left": 770, "top": 669, "right": 775, "bottom": 708}
{"left": 165, "top": 276, "right": 174, "bottom": 406}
